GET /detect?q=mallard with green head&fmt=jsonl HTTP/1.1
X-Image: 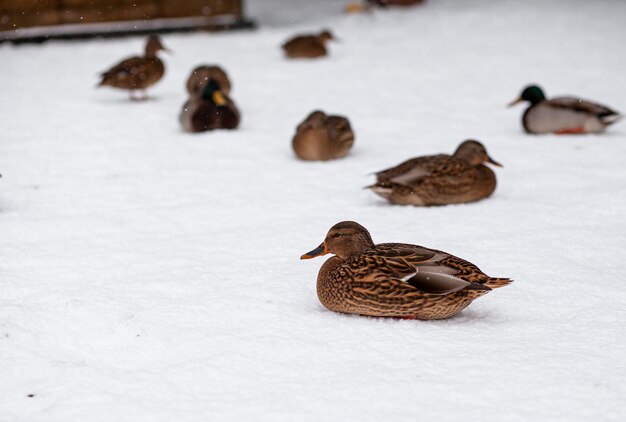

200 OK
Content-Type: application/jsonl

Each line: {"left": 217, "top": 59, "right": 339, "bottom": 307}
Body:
{"left": 292, "top": 110, "right": 354, "bottom": 161}
{"left": 301, "top": 221, "right": 511, "bottom": 320}
{"left": 508, "top": 85, "right": 622, "bottom": 134}
{"left": 186, "top": 65, "right": 232, "bottom": 97}
{"left": 98, "top": 35, "right": 169, "bottom": 100}
{"left": 368, "top": 140, "right": 502, "bottom": 206}
{"left": 179, "top": 77, "right": 240, "bottom": 133}
{"left": 282, "top": 30, "right": 336, "bottom": 58}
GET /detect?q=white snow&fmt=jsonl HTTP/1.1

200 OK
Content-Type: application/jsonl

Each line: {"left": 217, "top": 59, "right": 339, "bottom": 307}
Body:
{"left": 1, "top": 0, "right": 626, "bottom": 420}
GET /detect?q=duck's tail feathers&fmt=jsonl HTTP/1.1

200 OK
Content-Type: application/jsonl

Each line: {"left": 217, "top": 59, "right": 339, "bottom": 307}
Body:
{"left": 484, "top": 277, "right": 513, "bottom": 289}
{"left": 601, "top": 113, "right": 622, "bottom": 125}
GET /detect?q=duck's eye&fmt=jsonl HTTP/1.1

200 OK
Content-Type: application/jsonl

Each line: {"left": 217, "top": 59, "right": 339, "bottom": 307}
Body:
{"left": 332, "top": 233, "right": 342, "bottom": 238}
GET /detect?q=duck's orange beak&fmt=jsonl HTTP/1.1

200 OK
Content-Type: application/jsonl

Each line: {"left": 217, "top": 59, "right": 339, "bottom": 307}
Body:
{"left": 212, "top": 91, "right": 227, "bottom": 106}
{"left": 507, "top": 97, "right": 523, "bottom": 107}
{"left": 301, "top": 242, "right": 329, "bottom": 260}
{"left": 487, "top": 156, "right": 503, "bottom": 167}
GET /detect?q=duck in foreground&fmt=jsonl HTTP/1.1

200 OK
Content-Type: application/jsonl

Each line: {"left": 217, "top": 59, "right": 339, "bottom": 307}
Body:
{"left": 179, "top": 68, "right": 240, "bottom": 133}
{"left": 98, "top": 35, "right": 169, "bottom": 100}
{"left": 368, "top": 140, "right": 502, "bottom": 206}
{"left": 282, "top": 30, "right": 336, "bottom": 58}
{"left": 301, "top": 221, "right": 511, "bottom": 320}
{"left": 292, "top": 110, "right": 354, "bottom": 160}
{"left": 508, "top": 85, "right": 622, "bottom": 134}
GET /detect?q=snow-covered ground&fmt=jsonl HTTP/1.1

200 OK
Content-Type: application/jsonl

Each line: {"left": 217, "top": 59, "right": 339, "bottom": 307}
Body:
{"left": 1, "top": 0, "right": 626, "bottom": 420}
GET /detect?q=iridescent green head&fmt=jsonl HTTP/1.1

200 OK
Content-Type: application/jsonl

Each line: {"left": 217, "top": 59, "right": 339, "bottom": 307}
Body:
{"left": 508, "top": 85, "right": 546, "bottom": 107}
{"left": 202, "top": 79, "right": 227, "bottom": 106}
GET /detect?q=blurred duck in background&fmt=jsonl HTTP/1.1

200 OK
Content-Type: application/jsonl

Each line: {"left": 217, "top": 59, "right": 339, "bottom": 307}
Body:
{"left": 179, "top": 65, "right": 240, "bottom": 133}
{"left": 368, "top": 140, "right": 502, "bottom": 206}
{"left": 345, "top": 0, "right": 425, "bottom": 13}
{"left": 292, "top": 111, "right": 354, "bottom": 161}
{"left": 98, "top": 35, "right": 169, "bottom": 100}
{"left": 282, "top": 30, "right": 336, "bottom": 58}
{"left": 508, "top": 85, "right": 622, "bottom": 134}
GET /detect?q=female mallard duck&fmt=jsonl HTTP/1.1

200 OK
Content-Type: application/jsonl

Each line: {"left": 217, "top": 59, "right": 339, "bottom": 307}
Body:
{"left": 292, "top": 110, "right": 354, "bottom": 160}
{"left": 301, "top": 221, "right": 511, "bottom": 320}
{"left": 282, "top": 30, "right": 335, "bottom": 58}
{"left": 508, "top": 85, "right": 622, "bottom": 134}
{"left": 179, "top": 77, "right": 240, "bottom": 133}
{"left": 98, "top": 35, "right": 169, "bottom": 100}
{"left": 368, "top": 140, "right": 502, "bottom": 206}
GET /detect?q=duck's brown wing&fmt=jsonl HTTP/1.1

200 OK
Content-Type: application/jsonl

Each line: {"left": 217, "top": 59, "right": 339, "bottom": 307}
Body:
{"left": 375, "top": 155, "right": 478, "bottom": 195}
{"left": 217, "top": 97, "right": 241, "bottom": 130}
{"left": 424, "top": 248, "right": 512, "bottom": 289}
{"left": 325, "top": 115, "right": 354, "bottom": 147}
{"left": 282, "top": 36, "right": 326, "bottom": 57}
{"left": 548, "top": 97, "right": 621, "bottom": 120}
{"left": 343, "top": 243, "right": 484, "bottom": 295}
{"left": 326, "top": 244, "right": 496, "bottom": 319}
{"left": 99, "top": 56, "right": 155, "bottom": 87}
{"left": 374, "top": 155, "right": 444, "bottom": 181}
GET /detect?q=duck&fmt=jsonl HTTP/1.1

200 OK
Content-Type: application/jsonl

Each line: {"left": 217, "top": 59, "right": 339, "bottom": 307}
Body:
{"left": 301, "top": 221, "right": 511, "bottom": 320}
{"left": 282, "top": 30, "right": 335, "bottom": 58}
{"left": 179, "top": 77, "right": 240, "bottom": 133}
{"left": 186, "top": 65, "right": 232, "bottom": 97}
{"left": 292, "top": 110, "right": 355, "bottom": 160}
{"left": 368, "top": 140, "right": 502, "bottom": 206}
{"left": 508, "top": 85, "right": 622, "bottom": 134}
{"left": 345, "top": 0, "right": 425, "bottom": 13}
{"left": 98, "top": 35, "right": 169, "bottom": 100}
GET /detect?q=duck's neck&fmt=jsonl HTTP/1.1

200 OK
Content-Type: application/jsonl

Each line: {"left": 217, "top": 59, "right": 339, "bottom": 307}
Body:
{"left": 316, "top": 256, "right": 344, "bottom": 313}
{"left": 145, "top": 45, "right": 160, "bottom": 59}
{"left": 317, "top": 256, "right": 344, "bottom": 285}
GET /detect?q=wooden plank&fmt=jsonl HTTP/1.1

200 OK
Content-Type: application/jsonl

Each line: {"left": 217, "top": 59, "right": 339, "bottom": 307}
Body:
{"left": 161, "top": 0, "right": 240, "bottom": 18}
{"left": 0, "top": 0, "right": 245, "bottom": 35}
{"left": 0, "top": 15, "right": 255, "bottom": 44}
{"left": 59, "top": 4, "right": 159, "bottom": 24}
{"left": 0, "top": 0, "right": 58, "bottom": 12}
{"left": 0, "top": 10, "right": 59, "bottom": 31}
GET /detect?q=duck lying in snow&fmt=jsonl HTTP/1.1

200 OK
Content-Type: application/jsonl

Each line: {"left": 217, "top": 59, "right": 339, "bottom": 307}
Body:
{"left": 508, "top": 85, "right": 621, "bottom": 134}
{"left": 292, "top": 110, "right": 354, "bottom": 161}
{"left": 179, "top": 66, "right": 240, "bottom": 133}
{"left": 368, "top": 140, "right": 502, "bottom": 206}
{"left": 301, "top": 221, "right": 511, "bottom": 320}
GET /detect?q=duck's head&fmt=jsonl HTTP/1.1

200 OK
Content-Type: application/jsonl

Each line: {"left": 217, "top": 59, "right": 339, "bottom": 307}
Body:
{"left": 508, "top": 85, "right": 546, "bottom": 107}
{"left": 301, "top": 221, "right": 374, "bottom": 260}
{"left": 202, "top": 79, "right": 227, "bottom": 106}
{"left": 187, "top": 65, "right": 231, "bottom": 97}
{"left": 145, "top": 35, "right": 170, "bottom": 57}
{"left": 318, "top": 29, "right": 335, "bottom": 43}
{"left": 453, "top": 140, "right": 502, "bottom": 167}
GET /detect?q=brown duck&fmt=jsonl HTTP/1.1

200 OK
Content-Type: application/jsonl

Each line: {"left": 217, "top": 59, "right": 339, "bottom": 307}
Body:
{"left": 282, "top": 30, "right": 335, "bottom": 58}
{"left": 292, "top": 110, "right": 354, "bottom": 160}
{"left": 368, "top": 140, "right": 502, "bottom": 206}
{"left": 301, "top": 221, "right": 511, "bottom": 320}
{"left": 179, "top": 75, "right": 240, "bottom": 133}
{"left": 345, "top": 0, "right": 425, "bottom": 13}
{"left": 98, "top": 35, "right": 169, "bottom": 100}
